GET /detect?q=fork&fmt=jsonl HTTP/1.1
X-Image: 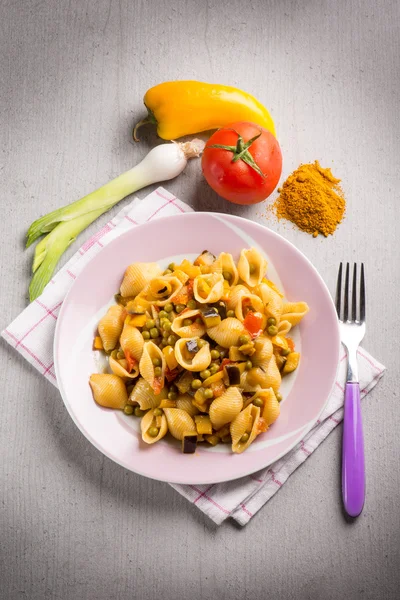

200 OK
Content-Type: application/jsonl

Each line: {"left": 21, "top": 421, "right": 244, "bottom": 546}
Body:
{"left": 335, "top": 262, "right": 366, "bottom": 517}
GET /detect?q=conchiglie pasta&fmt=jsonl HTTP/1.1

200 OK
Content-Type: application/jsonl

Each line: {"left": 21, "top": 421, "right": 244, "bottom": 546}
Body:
{"left": 139, "top": 341, "right": 166, "bottom": 393}
{"left": 277, "top": 320, "right": 292, "bottom": 336}
{"left": 174, "top": 338, "right": 211, "bottom": 371}
{"left": 171, "top": 309, "right": 206, "bottom": 338}
{"left": 242, "top": 356, "right": 281, "bottom": 392}
{"left": 281, "top": 301, "right": 310, "bottom": 327}
{"left": 143, "top": 275, "right": 184, "bottom": 306}
{"left": 119, "top": 323, "right": 144, "bottom": 363}
{"left": 211, "top": 252, "right": 239, "bottom": 286}
{"left": 109, "top": 352, "right": 139, "bottom": 379}
{"left": 120, "top": 262, "right": 161, "bottom": 297}
{"left": 176, "top": 394, "right": 200, "bottom": 417}
{"left": 252, "top": 336, "right": 273, "bottom": 368}
{"left": 256, "top": 283, "right": 284, "bottom": 323}
{"left": 193, "top": 273, "right": 224, "bottom": 303}
{"left": 141, "top": 408, "right": 168, "bottom": 444}
{"left": 163, "top": 408, "right": 196, "bottom": 440}
{"left": 237, "top": 247, "right": 267, "bottom": 287}
{"left": 89, "top": 374, "right": 128, "bottom": 409}
{"left": 259, "top": 388, "right": 280, "bottom": 426}
{"left": 98, "top": 305, "right": 125, "bottom": 352}
{"left": 207, "top": 317, "right": 246, "bottom": 348}
{"left": 209, "top": 387, "right": 243, "bottom": 430}
{"left": 230, "top": 404, "right": 261, "bottom": 453}
{"left": 231, "top": 289, "right": 265, "bottom": 321}
{"left": 128, "top": 377, "right": 167, "bottom": 409}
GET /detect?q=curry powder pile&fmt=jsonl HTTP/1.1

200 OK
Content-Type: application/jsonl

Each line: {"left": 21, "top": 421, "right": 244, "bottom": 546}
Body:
{"left": 272, "top": 161, "right": 346, "bottom": 237}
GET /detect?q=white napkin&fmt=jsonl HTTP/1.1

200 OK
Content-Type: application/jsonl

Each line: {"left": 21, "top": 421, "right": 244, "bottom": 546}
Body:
{"left": 2, "top": 187, "right": 385, "bottom": 525}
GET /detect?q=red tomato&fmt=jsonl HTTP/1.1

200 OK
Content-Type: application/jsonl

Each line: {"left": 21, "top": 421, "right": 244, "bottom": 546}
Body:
{"left": 243, "top": 311, "right": 264, "bottom": 338}
{"left": 201, "top": 121, "right": 282, "bottom": 205}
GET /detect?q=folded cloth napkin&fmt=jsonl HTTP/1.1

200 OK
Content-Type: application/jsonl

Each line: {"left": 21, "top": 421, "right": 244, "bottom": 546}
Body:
{"left": 2, "top": 187, "right": 385, "bottom": 526}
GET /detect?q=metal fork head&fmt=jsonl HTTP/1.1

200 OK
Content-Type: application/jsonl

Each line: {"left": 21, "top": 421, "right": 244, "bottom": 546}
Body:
{"left": 335, "top": 263, "right": 366, "bottom": 382}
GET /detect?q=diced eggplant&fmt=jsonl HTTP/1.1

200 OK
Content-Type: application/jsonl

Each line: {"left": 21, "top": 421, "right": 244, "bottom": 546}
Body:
{"left": 201, "top": 307, "right": 221, "bottom": 328}
{"left": 225, "top": 364, "right": 241, "bottom": 386}
{"left": 194, "top": 250, "right": 216, "bottom": 267}
{"left": 182, "top": 433, "right": 197, "bottom": 454}
{"left": 175, "top": 370, "right": 194, "bottom": 394}
{"left": 214, "top": 301, "right": 227, "bottom": 320}
{"left": 186, "top": 339, "right": 199, "bottom": 353}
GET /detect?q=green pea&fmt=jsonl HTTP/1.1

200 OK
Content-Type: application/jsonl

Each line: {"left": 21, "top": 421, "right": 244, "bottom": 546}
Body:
{"left": 249, "top": 264, "right": 256, "bottom": 274}
{"left": 168, "top": 311, "right": 175, "bottom": 322}
{"left": 245, "top": 360, "right": 253, "bottom": 370}
{"left": 200, "top": 369, "right": 211, "bottom": 380}
{"left": 168, "top": 262, "right": 176, "bottom": 271}
{"left": 218, "top": 349, "right": 227, "bottom": 358}
{"left": 281, "top": 348, "right": 291, "bottom": 356}
{"left": 154, "top": 366, "right": 162, "bottom": 377}
{"left": 197, "top": 339, "right": 207, "bottom": 348}
{"left": 167, "top": 335, "right": 178, "bottom": 346}
{"left": 253, "top": 398, "right": 263, "bottom": 408}
{"left": 152, "top": 357, "right": 161, "bottom": 367}
{"left": 240, "top": 433, "right": 250, "bottom": 443}
{"left": 123, "top": 405, "right": 134, "bottom": 415}
{"left": 146, "top": 319, "right": 155, "bottom": 329}
{"left": 148, "top": 427, "right": 159, "bottom": 438}
{"left": 168, "top": 391, "right": 177, "bottom": 401}
{"left": 163, "top": 321, "right": 172, "bottom": 332}
{"left": 183, "top": 318, "right": 193, "bottom": 327}
{"left": 117, "top": 350, "right": 125, "bottom": 360}
{"left": 153, "top": 408, "right": 163, "bottom": 416}
{"left": 191, "top": 379, "right": 202, "bottom": 390}
{"left": 175, "top": 304, "right": 185, "bottom": 314}
{"left": 164, "top": 303, "right": 173, "bottom": 313}
{"left": 160, "top": 341, "right": 168, "bottom": 348}
{"left": 227, "top": 310, "right": 235, "bottom": 318}
{"left": 239, "top": 334, "right": 250, "bottom": 345}
{"left": 210, "top": 349, "right": 220, "bottom": 360}
{"left": 195, "top": 317, "right": 203, "bottom": 325}
{"left": 134, "top": 407, "right": 145, "bottom": 417}
{"left": 142, "top": 331, "right": 151, "bottom": 340}
{"left": 150, "top": 327, "right": 160, "bottom": 339}
{"left": 169, "top": 384, "right": 177, "bottom": 393}
{"left": 163, "top": 269, "right": 172, "bottom": 275}
{"left": 275, "top": 392, "right": 283, "bottom": 402}
{"left": 267, "top": 325, "right": 278, "bottom": 336}
{"left": 204, "top": 388, "right": 214, "bottom": 399}
{"left": 267, "top": 317, "right": 276, "bottom": 326}
{"left": 159, "top": 310, "right": 168, "bottom": 319}
{"left": 222, "top": 270, "right": 232, "bottom": 281}
{"left": 210, "top": 364, "right": 219, "bottom": 375}
{"left": 187, "top": 299, "right": 197, "bottom": 310}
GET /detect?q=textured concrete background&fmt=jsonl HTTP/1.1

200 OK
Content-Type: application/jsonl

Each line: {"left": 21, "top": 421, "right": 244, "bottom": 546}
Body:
{"left": 0, "top": 0, "right": 399, "bottom": 598}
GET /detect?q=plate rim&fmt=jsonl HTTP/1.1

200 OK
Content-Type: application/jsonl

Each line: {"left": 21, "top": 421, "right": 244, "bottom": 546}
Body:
{"left": 54, "top": 211, "right": 341, "bottom": 484}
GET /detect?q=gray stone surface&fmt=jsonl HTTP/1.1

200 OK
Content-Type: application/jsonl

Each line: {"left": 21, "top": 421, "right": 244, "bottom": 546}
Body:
{"left": 0, "top": 0, "right": 399, "bottom": 598}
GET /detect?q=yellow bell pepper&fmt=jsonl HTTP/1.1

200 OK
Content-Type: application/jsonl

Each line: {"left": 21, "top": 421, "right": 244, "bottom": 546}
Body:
{"left": 133, "top": 81, "right": 276, "bottom": 141}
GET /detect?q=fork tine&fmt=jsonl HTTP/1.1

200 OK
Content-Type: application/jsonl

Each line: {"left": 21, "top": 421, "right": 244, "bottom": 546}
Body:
{"left": 335, "top": 262, "right": 343, "bottom": 318}
{"left": 360, "top": 263, "right": 366, "bottom": 322}
{"left": 343, "top": 263, "right": 350, "bottom": 321}
{"left": 352, "top": 263, "right": 357, "bottom": 321}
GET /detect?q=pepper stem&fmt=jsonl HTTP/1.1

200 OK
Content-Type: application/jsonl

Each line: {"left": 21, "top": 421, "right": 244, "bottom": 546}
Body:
{"left": 133, "top": 108, "right": 158, "bottom": 142}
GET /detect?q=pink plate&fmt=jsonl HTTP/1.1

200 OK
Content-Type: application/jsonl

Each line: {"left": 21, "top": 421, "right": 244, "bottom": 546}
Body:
{"left": 54, "top": 213, "right": 340, "bottom": 484}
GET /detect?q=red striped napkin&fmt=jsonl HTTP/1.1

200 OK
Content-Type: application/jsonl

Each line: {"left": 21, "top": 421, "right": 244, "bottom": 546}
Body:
{"left": 2, "top": 187, "right": 385, "bottom": 525}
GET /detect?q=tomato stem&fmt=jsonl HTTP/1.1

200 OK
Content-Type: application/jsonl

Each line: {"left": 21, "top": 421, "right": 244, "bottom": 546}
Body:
{"left": 208, "top": 130, "right": 265, "bottom": 178}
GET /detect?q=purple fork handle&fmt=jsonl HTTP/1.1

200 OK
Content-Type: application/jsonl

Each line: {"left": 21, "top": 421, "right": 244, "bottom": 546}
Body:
{"left": 342, "top": 382, "right": 365, "bottom": 517}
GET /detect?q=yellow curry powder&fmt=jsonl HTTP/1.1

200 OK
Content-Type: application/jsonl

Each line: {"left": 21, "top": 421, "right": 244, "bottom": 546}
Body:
{"left": 272, "top": 161, "right": 346, "bottom": 237}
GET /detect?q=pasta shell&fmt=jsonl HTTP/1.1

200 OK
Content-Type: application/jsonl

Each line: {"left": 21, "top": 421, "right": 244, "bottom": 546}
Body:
{"left": 277, "top": 320, "right": 292, "bottom": 336}
{"left": 244, "top": 356, "right": 281, "bottom": 392}
{"left": 256, "top": 283, "right": 284, "bottom": 323}
{"left": 207, "top": 317, "right": 246, "bottom": 348}
{"left": 129, "top": 377, "right": 167, "bottom": 409}
{"left": 259, "top": 388, "right": 280, "bottom": 426}
{"left": 176, "top": 393, "right": 200, "bottom": 417}
{"left": 139, "top": 341, "right": 166, "bottom": 393}
{"left": 237, "top": 247, "right": 267, "bottom": 287}
{"left": 98, "top": 305, "right": 125, "bottom": 352}
{"left": 193, "top": 273, "right": 224, "bottom": 304}
{"left": 142, "top": 276, "right": 184, "bottom": 306}
{"left": 109, "top": 354, "right": 139, "bottom": 379}
{"left": 119, "top": 323, "right": 144, "bottom": 363}
{"left": 230, "top": 289, "right": 264, "bottom": 321}
{"left": 120, "top": 262, "right": 161, "bottom": 297}
{"left": 211, "top": 252, "right": 239, "bottom": 286}
{"left": 163, "top": 408, "right": 196, "bottom": 440}
{"left": 141, "top": 408, "right": 168, "bottom": 444}
{"left": 171, "top": 309, "right": 206, "bottom": 338}
{"left": 227, "top": 285, "right": 251, "bottom": 310}
{"left": 252, "top": 336, "right": 273, "bottom": 368}
{"left": 174, "top": 338, "right": 211, "bottom": 371}
{"left": 209, "top": 387, "right": 243, "bottom": 430}
{"left": 89, "top": 374, "right": 128, "bottom": 409}
{"left": 230, "top": 404, "right": 261, "bottom": 454}
{"left": 281, "top": 301, "right": 309, "bottom": 327}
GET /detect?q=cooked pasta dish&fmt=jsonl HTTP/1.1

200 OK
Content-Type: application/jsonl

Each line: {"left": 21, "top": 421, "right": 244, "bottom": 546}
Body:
{"left": 89, "top": 248, "right": 309, "bottom": 454}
